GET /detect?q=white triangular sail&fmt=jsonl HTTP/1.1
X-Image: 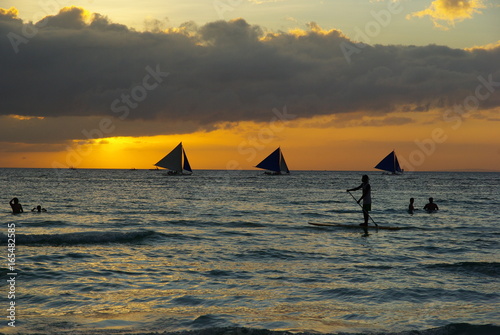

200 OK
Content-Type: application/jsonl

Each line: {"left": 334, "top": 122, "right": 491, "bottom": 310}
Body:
{"left": 155, "top": 142, "right": 192, "bottom": 174}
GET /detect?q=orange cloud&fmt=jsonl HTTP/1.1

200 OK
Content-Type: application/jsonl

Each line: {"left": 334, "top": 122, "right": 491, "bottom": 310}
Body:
{"left": 466, "top": 40, "right": 500, "bottom": 51}
{"left": 0, "top": 7, "right": 18, "bottom": 19}
{"left": 407, "top": 0, "right": 486, "bottom": 30}
{"left": 284, "top": 22, "right": 345, "bottom": 38}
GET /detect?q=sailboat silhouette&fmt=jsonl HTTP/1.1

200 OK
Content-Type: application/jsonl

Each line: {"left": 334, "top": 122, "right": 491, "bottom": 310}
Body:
{"left": 256, "top": 147, "right": 290, "bottom": 175}
{"left": 154, "top": 142, "right": 193, "bottom": 175}
{"left": 374, "top": 150, "right": 403, "bottom": 174}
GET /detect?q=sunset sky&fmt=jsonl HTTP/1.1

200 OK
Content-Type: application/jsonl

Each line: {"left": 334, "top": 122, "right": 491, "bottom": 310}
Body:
{"left": 1, "top": 0, "right": 499, "bottom": 171}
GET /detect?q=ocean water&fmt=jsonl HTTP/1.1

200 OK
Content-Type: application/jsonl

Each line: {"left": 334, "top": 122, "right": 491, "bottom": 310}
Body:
{"left": 0, "top": 168, "right": 499, "bottom": 335}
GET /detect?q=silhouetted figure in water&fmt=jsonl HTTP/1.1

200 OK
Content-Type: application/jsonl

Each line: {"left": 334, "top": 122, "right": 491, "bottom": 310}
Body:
{"left": 32, "top": 205, "right": 47, "bottom": 212}
{"left": 347, "top": 175, "right": 371, "bottom": 226}
{"left": 409, "top": 198, "right": 416, "bottom": 214}
{"left": 9, "top": 198, "right": 23, "bottom": 214}
{"left": 424, "top": 197, "right": 439, "bottom": 212}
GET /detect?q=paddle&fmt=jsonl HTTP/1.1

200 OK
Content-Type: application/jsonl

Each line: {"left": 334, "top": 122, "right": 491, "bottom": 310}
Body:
{"left": 347, "top": 191, "right": 378, "bottom": 228}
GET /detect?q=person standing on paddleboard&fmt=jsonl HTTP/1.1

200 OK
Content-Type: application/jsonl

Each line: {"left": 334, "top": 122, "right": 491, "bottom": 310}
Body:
{"left": 347, "top": 175, "right": 372, "bottom": 226}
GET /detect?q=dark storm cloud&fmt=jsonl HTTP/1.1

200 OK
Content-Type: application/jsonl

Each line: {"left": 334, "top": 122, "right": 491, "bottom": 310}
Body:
{"left": 1, "top": 7, "right": 499, "bottom": 136}
{"left": 0, "top": 115, "right": 203, "bottom": 143}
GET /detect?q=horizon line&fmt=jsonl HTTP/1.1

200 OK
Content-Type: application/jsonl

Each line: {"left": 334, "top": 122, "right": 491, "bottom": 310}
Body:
{"left": 0, "top": 167, "right": 498, "bottom": 173}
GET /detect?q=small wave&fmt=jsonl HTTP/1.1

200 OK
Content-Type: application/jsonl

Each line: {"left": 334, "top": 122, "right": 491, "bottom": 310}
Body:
{"left": 204, "top": 269, "right": 253, "bottom": 280}
{"left": 26, "top": 323, "right": 498, "bottom": 335}
{"left": 23, "top": 220, "right": 69, "bottom": 227}
{"left": 158, "top": 232, "right": 207, "bottom": 241}
{"left": 232, "top": 221, "right": 266, "bottom": 228}
{"left": 427, "top": 261, "right": 500, "bottom": 277}
{"left": 1, "top": 230, "right": 156, "bottom": 246}
{"left": 167, "top": 219, "right": 213, "bottom": 226}
{"left": 215, "top": 221, "right": 266, "bottom": 228}
{"left": 149, "top": 209, "right": 183, "bottom": 215}
{"left": 234, "top": 248, "right": 321, "bottom": 261}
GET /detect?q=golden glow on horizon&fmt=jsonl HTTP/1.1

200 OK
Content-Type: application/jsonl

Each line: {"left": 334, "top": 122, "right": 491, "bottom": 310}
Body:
{"left": 8, "top": 114, "right": 45, "bottom": 121}
{"left": 1, "top": 109, "right": 498, "bottom": 171}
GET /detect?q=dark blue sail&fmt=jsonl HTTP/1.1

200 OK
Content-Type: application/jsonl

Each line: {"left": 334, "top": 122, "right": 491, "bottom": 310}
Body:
{"left": 256, "top": 148, "right": 281, "bottom": 173}
{"left": 375, "top": 150, "right": 403, "bottom": 174}
{"left": 183, "top": 148, "right": 192, "bottom": 173}
{"left": 280, "top": 154, "right": 290, "bottom": 174}
{"left": 394, "top": 155, "right": 402, "bottom": 173}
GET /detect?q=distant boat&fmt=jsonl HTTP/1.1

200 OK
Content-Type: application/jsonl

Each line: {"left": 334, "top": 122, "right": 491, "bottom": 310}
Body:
{"left": 154, "top": 142, "right": 193, "bottom": 175}
{"left": 374, "top": 150, "right": 403, "bottom": 174}
{"left": 256, "top": 147, "right": 290, "bottom": 175}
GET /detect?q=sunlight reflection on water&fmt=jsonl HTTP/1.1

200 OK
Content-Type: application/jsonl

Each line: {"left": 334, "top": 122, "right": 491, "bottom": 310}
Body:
{"left": 1, "top": 169, "right": 498, "bottom": 334}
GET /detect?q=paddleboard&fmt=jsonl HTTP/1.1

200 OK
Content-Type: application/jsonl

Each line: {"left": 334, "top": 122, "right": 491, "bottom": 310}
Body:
{"left": 308, "top": 222, "right": 402, "bottom": 230}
